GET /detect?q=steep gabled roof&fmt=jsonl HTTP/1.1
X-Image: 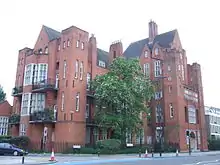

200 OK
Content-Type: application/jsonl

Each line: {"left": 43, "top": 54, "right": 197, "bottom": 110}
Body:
{"left": 97, "top": 48, "right": 109, "bottom": 67}
{"left": 43, "top": 25, "right": 61, "bottom": 41}
{"left": 123, "top": 30, "right": 177, "bottom": 59}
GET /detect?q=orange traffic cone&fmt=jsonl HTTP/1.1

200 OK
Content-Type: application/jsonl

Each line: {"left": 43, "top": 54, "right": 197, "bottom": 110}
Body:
{"left": 49, "top": 148, "right": 55, "bottom": 161}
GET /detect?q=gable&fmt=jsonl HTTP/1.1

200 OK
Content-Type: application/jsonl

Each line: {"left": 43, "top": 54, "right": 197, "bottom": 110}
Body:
{"left": 0, "top": 101, "right": 12, "bottom": 116}
{"left": 124, "top": 30, "right": 177, "bottom": 59}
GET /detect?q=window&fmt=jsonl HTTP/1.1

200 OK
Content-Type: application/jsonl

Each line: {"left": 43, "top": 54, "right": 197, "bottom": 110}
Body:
{"left": 98, "top": 60, "right": 106, "bottom": 68}
{"left": 30, "top": 93, "right": 45, "bottom": 113}
{"left": 76, "top": 92, "right": 80, "bottom": 111}
{"left": 39, "top": 49, "right": 43, "bottom": 54}
{"left": 33, "top": 64, "right": 48, "bottom": 83}
{"left": 63, "top": 60, "right": 67, "bottom": 79}
{"left": 76, "top": 40, "right": 79, "bottom": 48}
{"left": 155, "top": 91, "right": 163, "bottom": 100}
{"left": 168, "top": 86, "right": 172, "bottom": 93}
{"left": 0, "top": 117, "right": 9, "bottom": 136}
{"left": 156, "top": 104, "right": 163, "bottom": 123}
{"left": 136, "top": 129, "right": 144, "bottom": 144}
{"left": 155, "top": 48, "right": 159, "bottom": 55}
{"left": 126, "top": 129, "right": 132, "bottom": 143}
{"left": 85, "top": 103, "right": 89, "bottom": 118}
{"left": 79, "top": 62, "right": 83, "bottom": 80}
{"left": 45, "top": 47, "right": 48, "bottom": 54}
{"left": 24, "top": 64, "right": 34, "bottom": 86}
{"left": 86, "top": 73, "right": 91, "bottom": 90}
{"left": 154, "top": 60, "right": 162, "bottom": 77}
{"left": 170, "top": 103, "right": 174, "bottom": 118}
{"left": 185, "top": 107, "right": 188, "bottom": 122}
{"left": 181, "top": 65, "right": 185, "bottom": 81}
{"left": 67, "top": 39, "right": 70, "bottom": 47}
{"left": 113, "top": 51, "right": 116, "bottom": 58}
{"left": 144, "top": 51, "right": 148, "bottom": 58}
{"left": 143, "top": 63, "right": 150, "bottom": 77}
{"left": 75, "top": 60, "right": 79, "bottom": 78}
{"left": 70, "top": 113, "right": 73, "bottom": 120}
{"left": 72, "top": 80, "right": 75, "bottom": 87}
{"left": 61, "top": 92, "right": 64, "bottom": 111}
{"left": 180, "top": 53, "right": 183, "bottom": 60}
{"left": 58, "top": 43, "right": 61, "bottom": 51}
{"left": 196, "top": 109, "right": 199, "bottom": 124}
{"left": 168, "top": 76, "right": 172, "bottom": 81}
{"left": 81, "top": 42, "right": 84, "bottom": 50}
{"left": 188, "top": 105, "right": 196, "bottom": 124}
{"left": 178, "top": 64, "right": 181, "bottom": 71}
{"left": 19, "top": 124, "right": 26, "bottom": 136}
{"left": 63, "top": 41, "right": 66, "bottom": 48}
{"left": 168, "top": 65, "right": 171, "bottom": 71}
{"left": 21, "top": 93, "right": 31, "bottom": 116}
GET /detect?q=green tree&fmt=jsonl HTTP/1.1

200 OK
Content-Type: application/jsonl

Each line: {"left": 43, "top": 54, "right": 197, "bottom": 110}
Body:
{"left": 0, "top": 85, "right": 6, "bottom": 102}
{"left": 91, "top": 57, "right": 154, "bottom": 146}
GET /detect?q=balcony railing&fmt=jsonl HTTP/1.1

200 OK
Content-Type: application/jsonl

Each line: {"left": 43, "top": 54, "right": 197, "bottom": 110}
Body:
{"left": 9, "top": 114, "right": 20, "bottom": 125}
{"left": 32, "top": 78, "right": 59, "bottom": 93}
{"left": 11, "top": 86, "right": 23, "bottom": 97}
{"left": 29, "top": 108, "right": 57, "bottom": 124}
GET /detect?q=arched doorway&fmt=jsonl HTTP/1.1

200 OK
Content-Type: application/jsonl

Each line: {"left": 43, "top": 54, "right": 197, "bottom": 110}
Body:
{"left": 189, "top": 132, "right": 197, "bottom": 151}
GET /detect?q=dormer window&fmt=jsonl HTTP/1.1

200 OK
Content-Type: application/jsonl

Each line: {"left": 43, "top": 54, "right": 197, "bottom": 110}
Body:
{"left": 144, "top": 51, "right": 148, "bottom": 58}
{"left": 67, "top": 39, "right": 70, "bottom": 47}
{"left": 98, "top": 60, "right": 106, "bottom": 68}
{"left": 39, "top": 49, "right": 43, "bottom": 54}
{"left": 63, "top": 41, "right": 66, "bottom": 48}
{"left": 155, "top": 48, "right": 159, "bottom": 55}
{"left": 45, "top": 47, "right": 48, "bottom": 54}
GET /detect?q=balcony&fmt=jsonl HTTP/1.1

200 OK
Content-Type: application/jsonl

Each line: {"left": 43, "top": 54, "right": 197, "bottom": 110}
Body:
{"left": 29, "top": 108, "right": 57, "bottom": 124}
{"left": 11, "top": 86, "right": 23, "bottom": 97}
{"left": 32, "top": 78, "right": 59, "bottom": 93}
{"left": 9, "top": 114, "right": 20, "bottom": 125}
{"left": 86, "top": 89, "right": 95, "bottom": 98}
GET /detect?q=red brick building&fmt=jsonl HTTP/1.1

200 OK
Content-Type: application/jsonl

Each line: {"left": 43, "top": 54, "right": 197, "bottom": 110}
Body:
{"left": 11, "top": 21, "right": 208, "bottom": 152}
{"left": 0, "top": 100, "right": 12, "bottom": 135}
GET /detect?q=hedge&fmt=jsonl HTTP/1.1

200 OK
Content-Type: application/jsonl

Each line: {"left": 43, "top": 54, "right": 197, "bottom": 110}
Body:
{"left": 0, "top": 135, "right": 30, "bottom": 149}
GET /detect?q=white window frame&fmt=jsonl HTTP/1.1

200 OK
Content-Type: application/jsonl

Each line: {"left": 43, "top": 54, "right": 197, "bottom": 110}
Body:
{"left": 30, "top": 93, "right": 45, "bottom": 113}
{"left": 168, "top": 85, "right": 172, "bottom": 93}
{"left": 155, "top": 48, "right": 159, "bottom": 55}
{"left": 24, "top": 64, "right": 35, "bottom": 86}
{"left": 81, "top": 42, "right": 84, "bottom": 50}
{"left": 63, "top": 41, "right": 66, "bottom": 48}
{"left": 86, "top": 73, "right": 91, "bottom": 90}
{"left": 181, "top": 64, "right": 185, "bottom": 81}
{"left": 76, "top": 40, "right": 79, "bottom": 48}
{"left": 19, "top": 123, "right": 26, "bottom": 136}
{"left": 170, "top": 103, "right": 174, "bottom": 118}
{"left": 45, "top": 47, "right": 48, "bottom": 54}
{"left": 63, "top": 60, "right": 67, "bottom": 79}
{"left": 143, "top": 63, "right": 150, "bottom": 77}
{"left": 144, "top": 51, "right": 148, "bottom": 58}
{"left": 154, "top": 60, "right": 162, "bottom": 77}
{"left": 75, "top": 60, "right": 79, "bottom": 78}
{"left": 61, "top": 92, "right": 65, "bottom": 111}
{"left": 79, "top": 61, "right": 83, "bottom": 80}
{"left": 21, "top": 93, "right": 31, "bottom": 116}
{"left": 76, "top": 92, "right": 80, "bottom": 112}
{"left": 188, "top": 106, "right": 196, "bottom": 124}
{"left": 168, "top": 65, "right": 171, "bottom": 71}
{"left": 67, "top": 39, "right": 70, "bottom": 47}
{"left": 0, "top": 116, "right": 9, "bottom": 136}
{"left": 155, "top": 91, "right": 163, "bottom": 100}
{"left": 33, "top": 63, "right": 48, "bottom": 84}
{"left": 98, "top": 60, "right": 106, "bottom": 68}
{"left": 58, "top": 44, "right": 61, "bottom": 51}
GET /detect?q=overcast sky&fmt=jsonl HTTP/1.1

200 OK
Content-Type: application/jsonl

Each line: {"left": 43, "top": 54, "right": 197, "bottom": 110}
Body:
{"left": 0, "top": 0, "right": 219, "bottom": 107}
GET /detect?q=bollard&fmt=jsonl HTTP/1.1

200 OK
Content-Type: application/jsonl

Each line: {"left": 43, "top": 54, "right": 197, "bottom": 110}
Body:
{"left": 22, "top": 156, "right": 25, "bottom": 164}
{"left": 176, "top": 149, "right": 179, "bottom": 157}
{"left": 152, "top": 152, "right": 154, "bottom": 157}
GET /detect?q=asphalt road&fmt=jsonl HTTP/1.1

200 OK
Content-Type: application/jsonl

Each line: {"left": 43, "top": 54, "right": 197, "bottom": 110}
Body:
{"left": 52, "top": 155, "right": 220, "bottom": 165}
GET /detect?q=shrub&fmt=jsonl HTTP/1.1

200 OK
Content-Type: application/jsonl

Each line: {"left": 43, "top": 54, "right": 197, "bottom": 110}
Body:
{"left": 0, "top": 135, "right": 11, "bottom": 141}
{"left": 96, "top": 139, "right": 121, "bottom": 151}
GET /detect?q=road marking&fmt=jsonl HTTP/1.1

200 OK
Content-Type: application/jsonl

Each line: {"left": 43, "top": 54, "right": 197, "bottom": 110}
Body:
{"left": 182, "top": 160, "right": 220, "bottom": 165}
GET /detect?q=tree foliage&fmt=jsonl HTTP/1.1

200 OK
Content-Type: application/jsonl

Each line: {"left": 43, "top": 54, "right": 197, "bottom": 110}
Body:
{"left": 0, "top": 85, "right": 6, "bottom": 102}
{"left": 91, "top": 57, "right": 154, "bottom": 145}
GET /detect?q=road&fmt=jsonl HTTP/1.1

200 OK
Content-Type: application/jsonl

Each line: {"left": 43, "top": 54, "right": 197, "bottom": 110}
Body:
{"left": 0, "top": 152, "right": 220, "bottom": 165}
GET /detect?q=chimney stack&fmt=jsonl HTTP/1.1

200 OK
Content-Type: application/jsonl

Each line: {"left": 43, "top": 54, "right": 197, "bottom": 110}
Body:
{"left": 149, "top": 20, "right": 158, "bottom": 44}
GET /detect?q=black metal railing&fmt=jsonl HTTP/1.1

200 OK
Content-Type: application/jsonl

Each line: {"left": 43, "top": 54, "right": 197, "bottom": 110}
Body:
{"left": 32, "top": 78, "right": 59, "bottom": 92}
{"left": 9, "top": 114, "right": 20, "bottom": 125}
{"left": 29, "top": 108, "right": 57, "bottom": 123}
{"left": 11, "top": 86, "right": 23, "bottom": 96}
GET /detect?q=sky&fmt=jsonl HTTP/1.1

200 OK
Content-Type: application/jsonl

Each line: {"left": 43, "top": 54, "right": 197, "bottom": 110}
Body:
{"left": 0, "top": 0, "right": 219, "bottom": 107}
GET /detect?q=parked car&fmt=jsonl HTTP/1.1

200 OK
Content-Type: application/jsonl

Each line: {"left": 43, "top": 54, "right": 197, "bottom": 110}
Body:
{"left": 0, "top": 143, "right": 28, "bottom": 156}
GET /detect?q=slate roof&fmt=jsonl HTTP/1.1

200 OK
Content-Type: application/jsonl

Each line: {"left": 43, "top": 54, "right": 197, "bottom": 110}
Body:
{"left": 97, "top": 48, "right": 109, "bottom": 68}
{"left": 43, "top": 25, "right": 61, "bottom": 41}
{"left": 123, "top": 30, "right": 177, "bottom": 59}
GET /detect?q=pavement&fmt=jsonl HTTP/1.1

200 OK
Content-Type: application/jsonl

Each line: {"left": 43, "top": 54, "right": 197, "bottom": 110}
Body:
{"left": 0, "top": 151, "right": 220, "bottom": 165}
